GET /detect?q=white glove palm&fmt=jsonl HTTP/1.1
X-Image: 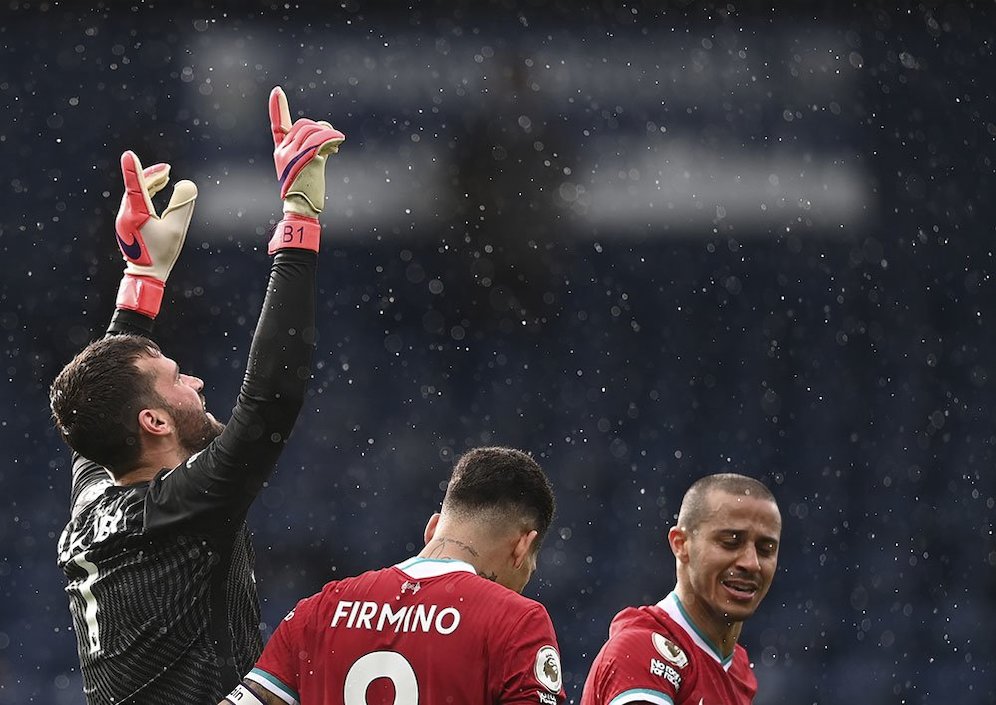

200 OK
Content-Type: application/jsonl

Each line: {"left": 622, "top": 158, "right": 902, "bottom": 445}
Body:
{"left": 113, "top": 150, "right": 197, "bottom": 317}
{"left": 115, "top": 150, "right": 197, "bottom": 281}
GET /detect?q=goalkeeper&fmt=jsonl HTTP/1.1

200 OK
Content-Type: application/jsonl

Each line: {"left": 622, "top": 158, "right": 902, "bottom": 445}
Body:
{"left": 50, "top": 86, "right": 344, "bottom": 705}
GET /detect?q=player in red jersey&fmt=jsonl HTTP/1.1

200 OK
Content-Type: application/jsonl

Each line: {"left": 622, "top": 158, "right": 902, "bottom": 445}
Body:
{"left": 580, "top": 473, "right": 781, "bottom": 705}
{"left": 220, "top": 446, "right": 565, "bottom": 705}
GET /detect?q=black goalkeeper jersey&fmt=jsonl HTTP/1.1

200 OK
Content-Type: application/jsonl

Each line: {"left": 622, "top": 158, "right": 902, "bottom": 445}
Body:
{"left": 57, "top": 250, "right": 317, "bottom": 705}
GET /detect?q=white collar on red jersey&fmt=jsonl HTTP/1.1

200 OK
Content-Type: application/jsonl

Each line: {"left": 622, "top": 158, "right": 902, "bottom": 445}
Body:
{"left": 395, "top": 556, "right": 478, "bottom": 579}
{"left": 656, "top": 591, "right": 735, "bottom": 670}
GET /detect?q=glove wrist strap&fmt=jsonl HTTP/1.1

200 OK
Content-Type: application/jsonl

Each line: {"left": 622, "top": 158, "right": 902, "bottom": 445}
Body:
{"left": 116, "top": 274, "right": 165, "bottom": 318}
{"left": 268, "top": 213, "right": 321, "bottom": 254}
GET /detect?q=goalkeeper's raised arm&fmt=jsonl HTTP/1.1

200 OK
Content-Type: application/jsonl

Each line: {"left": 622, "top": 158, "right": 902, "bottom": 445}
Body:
{"left": 50, "top": 85, "right": 345, "bottom": 705}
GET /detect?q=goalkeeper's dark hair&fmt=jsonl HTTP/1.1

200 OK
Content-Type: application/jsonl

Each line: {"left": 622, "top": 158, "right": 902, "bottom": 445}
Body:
{"left": 677, "top": 473, "right": 778, "bottom": 533}
{"left": 50, "top": 335, "right": 164, "bottom": 476}
{"left": 442, "top": 446, "right": 555, "bottom": 548}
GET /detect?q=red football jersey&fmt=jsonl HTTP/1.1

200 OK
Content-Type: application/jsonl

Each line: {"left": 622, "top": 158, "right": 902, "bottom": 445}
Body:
{"left": 247, "top": 557, "right": 565, "bottom": 705}
{"left": 580, "top": 592, "right": 757, "bottom": 705}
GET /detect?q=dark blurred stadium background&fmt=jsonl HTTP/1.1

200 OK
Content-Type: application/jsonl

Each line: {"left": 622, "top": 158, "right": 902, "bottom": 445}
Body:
{"left": 2, "top": 2, "right": 995, "bottom": 703}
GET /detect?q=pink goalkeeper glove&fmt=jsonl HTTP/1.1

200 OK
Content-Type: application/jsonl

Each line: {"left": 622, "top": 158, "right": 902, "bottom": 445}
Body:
{"left": 267, "top": 85, "right": 345, "bottom": 255}
{"left": 114, "top": 150, "right": 197, "bottom": 317}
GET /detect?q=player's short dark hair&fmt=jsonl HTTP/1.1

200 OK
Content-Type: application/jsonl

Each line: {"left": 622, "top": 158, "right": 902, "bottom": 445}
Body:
{"left": 50, "top": 335, "right": 164, "bottom": 475}
{"left": 442, "top": 446, "right": 556, "bottom": 547}
{"left": 677, "top": 473, "right": 777, "bottom": 532}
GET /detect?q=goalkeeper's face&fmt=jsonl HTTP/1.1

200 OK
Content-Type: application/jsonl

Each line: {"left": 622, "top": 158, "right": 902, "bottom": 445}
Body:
{"left": 172, "top": 392, "right": 225, "bottom": 456}
{"left": 143, "top": 351, "right": 225, "bottom": 455}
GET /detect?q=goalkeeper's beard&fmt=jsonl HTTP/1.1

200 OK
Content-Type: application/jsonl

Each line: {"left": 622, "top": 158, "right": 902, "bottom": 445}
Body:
{"left": 174, "top": 403, "right": 225, "bottom": 456}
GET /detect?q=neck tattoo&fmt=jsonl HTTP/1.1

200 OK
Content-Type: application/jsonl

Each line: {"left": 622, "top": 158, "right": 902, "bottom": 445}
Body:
{"left": 425, "top": 537, "right": 480, "bottom": 559}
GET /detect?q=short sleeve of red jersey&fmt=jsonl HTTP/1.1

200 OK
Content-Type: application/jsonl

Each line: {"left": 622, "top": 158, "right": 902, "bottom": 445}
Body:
{"left": 246, "top": 594, "right": 321, "bottom": 705}
{"left": 497, "top": 603, "right": 566, "bottom": 704}
{"left": 581, "top": 627, "right": 692, "bottom": 705}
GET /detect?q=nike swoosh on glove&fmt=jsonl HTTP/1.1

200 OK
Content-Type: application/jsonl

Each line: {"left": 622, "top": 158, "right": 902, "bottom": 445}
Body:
{"left": 113, "top": 150, "right": 197, "bottom": 317}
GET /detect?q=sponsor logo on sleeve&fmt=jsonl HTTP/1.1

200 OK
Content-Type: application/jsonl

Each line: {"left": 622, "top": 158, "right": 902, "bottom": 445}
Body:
{"left": 650, "top": 658, "right": 682, "bottom": 690}
{"left": 652, "top": 632, "right": 689, "bottom": 668}
{"left": 534, "top": 645, "right": 562, "bottom": 693}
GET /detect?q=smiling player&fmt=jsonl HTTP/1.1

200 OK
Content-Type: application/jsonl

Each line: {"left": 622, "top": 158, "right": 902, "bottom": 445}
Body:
{"left": 580, "top": 474, "right": 782, "bottom": 705}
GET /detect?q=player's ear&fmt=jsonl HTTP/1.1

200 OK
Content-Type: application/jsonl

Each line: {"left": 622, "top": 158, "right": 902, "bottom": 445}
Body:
{"left": 668, "top": 526, "right": 689, "bottom": 563}
{"left": 137, "top": 407, "right": 172, "bottom": 437}
{"left": 423, "top": 512, "right": 441, "bottom": 545}
{"left": 512, "top": 529, "right": 538, "bottom": 569}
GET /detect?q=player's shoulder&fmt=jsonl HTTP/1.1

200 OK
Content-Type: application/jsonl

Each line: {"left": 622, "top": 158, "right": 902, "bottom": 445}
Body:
{"left": 71, "top": 482, "right": 147, "bottom": 525}
{"left": 585, "top": 604, "right": 692, "bottom": 704}
{"left": 600, "top": 604, "right": 693, "bottom": 663}
{"left": 454, "top": 570, "right": 551, "bottom": 617}
{"left": 399, "top": 559, "right": 555, "bottom": 632}
{"left": 395, "top": 557, "right": 546, "bottom": 609}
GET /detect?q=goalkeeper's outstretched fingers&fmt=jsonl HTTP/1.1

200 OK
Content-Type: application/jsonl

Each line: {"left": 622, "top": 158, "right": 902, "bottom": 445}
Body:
{"left": 114, "top": 150, "right": 197, "bottom": 317}
{"left": 268, "top": 86, "right": 345, "bottom": 211}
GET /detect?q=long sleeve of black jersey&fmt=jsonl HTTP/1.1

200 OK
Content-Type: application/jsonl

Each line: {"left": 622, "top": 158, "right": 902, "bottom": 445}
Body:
{"left": 105, "top": 307, "right": 156, "bottom": 339}
{"left": 145, "top": 249, "right": 318, "bottom": 531}
{"left": 67, "top": 309, "right": 160, "bottom": 517}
